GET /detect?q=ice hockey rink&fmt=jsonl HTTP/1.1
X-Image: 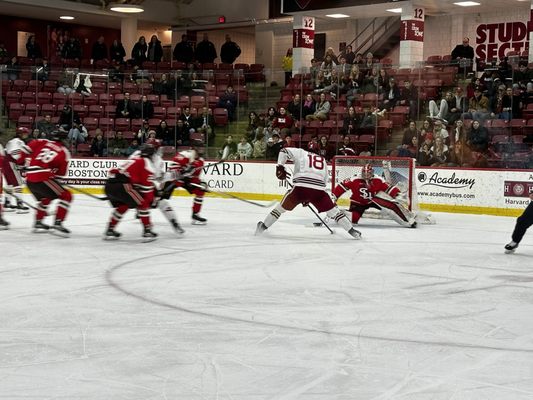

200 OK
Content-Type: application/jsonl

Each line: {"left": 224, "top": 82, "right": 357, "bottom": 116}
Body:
{"left": 1, "top": 194, "right": 532, "bottom": 400}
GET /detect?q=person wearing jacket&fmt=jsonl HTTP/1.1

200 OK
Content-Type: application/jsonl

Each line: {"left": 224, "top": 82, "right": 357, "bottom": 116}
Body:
{"left": 220, "top": 34, "right": 241, "bottom": 64}
{"left": 131, "top": 36, "right": 147, "bottom": 66}
{"left": 147, "top": 35, "right": 163, "bottom": 63}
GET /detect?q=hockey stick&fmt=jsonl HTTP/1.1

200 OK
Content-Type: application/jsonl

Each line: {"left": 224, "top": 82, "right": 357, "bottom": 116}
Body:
{"left": 188, "top": 182, "right": 276, "bottom": 208}
{"left": 55, "top": 180, "right": 108, "bottom": 201}
{"left": 5, "top": 191, "right": 39, "bottom": 211}
{"left": 286, "top": 182, "right": 334, "bottom": 234}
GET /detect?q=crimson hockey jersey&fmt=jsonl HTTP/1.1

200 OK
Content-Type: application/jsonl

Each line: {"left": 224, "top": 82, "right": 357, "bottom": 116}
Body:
{"left": 26, "top": 139, "right": 70, "bottom": 183}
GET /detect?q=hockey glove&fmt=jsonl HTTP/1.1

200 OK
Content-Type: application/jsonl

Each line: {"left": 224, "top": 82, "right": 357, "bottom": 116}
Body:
{"left": 276, "top": 165, "right": 287, "bottom": 180}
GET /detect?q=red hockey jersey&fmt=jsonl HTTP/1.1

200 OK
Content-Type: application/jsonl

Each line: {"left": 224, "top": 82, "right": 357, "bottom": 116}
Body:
{"left": 169, "top": 150, "right": 204, "bottom": 179}
{"left": 333, "top": 176, "right": 400, "bottom": 206}
{"left": 110, "top": 157, "right": 156, "bottom": 194}
{"left": 26, "top": 140, "right": 70, "bottom": 183}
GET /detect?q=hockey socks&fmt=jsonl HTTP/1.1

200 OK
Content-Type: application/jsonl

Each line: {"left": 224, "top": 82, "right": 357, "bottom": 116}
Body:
{"left": 263, "top": 203, "right": 286, "bottom": 228}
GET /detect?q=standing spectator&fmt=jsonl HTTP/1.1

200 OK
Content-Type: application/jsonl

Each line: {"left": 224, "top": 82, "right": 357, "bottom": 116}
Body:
{"left": 173, "top": 34, "right": 194, "bottom": 65}
{"left": 90, "top": 130, "right": 107, "bottom": 157}
{"left": 195, "top": 33, "right": 217, "bottom": 64}
{"left": 108, "top": 131, "right": 128, "bottom": 156}
{"left": 341, "top": 44, "right": 355, "bottom": 65}
{"left": 451, "top": 37, "right": 474, "bottom": 74}
{"left": 91, "top": 36, "right": 107, "bottom": 62}
{"left": 135, "top": 95, "right": 154, "bottom": 119}
{"left": 237, "top": 136, "right": 253, "bottom": 160}
{"left": 282, "top": 48, "right": 293, "bottom": 86}
{"left": 35, "top": 114, "right": 55, "bottom": 138}
{"left": 217, "top": 85, "right": 238, "bottom": 121}
{"left": 26, "top": 35, "right": 42, "bottom": 59}
{"left": 147, "top": 35, "right": 163, "bottom": 63}
{"left": 116, "top": 92, "right": 134, "bottom": 118}
{"left": 110, "top": 39, "right": 126, "bottom": 64}
{"left": 220, "top": 34, "right": 241, "bottom": 64}
{"left": 194, "top": 107, "right": 215, "bottom": 142}
{"left": 467, "top": 120, "right": 489, "bottom": 153}
{"left": 220, "top": 135, "right": 238, "bottom": 159}
{"left": 62, "top": 37, "right": 82, "bottom": 60}
{"left": 131, "top": 36, "right": 147, "bottom": 66}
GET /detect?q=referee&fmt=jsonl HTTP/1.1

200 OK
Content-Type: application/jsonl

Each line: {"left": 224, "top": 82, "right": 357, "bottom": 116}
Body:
{"left": 505, "top": 192, "right": 533, "bottom": 253}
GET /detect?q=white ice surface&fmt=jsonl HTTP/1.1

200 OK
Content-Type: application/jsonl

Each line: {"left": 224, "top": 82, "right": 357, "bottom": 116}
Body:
{"left": 1, "top": 194, "right": 532, "bottom": 400}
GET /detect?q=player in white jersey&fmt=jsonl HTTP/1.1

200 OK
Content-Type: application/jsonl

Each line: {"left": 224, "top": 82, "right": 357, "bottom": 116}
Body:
{"left": 2, "top": 127, "right": 31, "bottom": 212}
{"left": 255, "top": 147, "right": 361, "bottom": 239}
{"left": 129, "top": 138, "right": 184, "bottom": 234}
{"left": 0, "top": 144, "right": 10, "bottom": 229}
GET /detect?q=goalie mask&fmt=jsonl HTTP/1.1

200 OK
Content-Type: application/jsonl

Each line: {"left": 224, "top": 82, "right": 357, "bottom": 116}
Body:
{"left": 361, "top": 164, "right": 374, "bottom": 180}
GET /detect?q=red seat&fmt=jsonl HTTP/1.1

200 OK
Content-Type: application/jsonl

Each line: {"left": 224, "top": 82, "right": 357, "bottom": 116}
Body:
{"left": 361, "top": 93, "right": 379, "bottom": 108}
{"left": 305, "top": 120, "right": 322, "bottom": 136}
{"left": 8, "top": 103, "right": 25, "bottom": 121}
{"left": 98, "top": 117, "right": 115, "bottom": 131}
{"left": 41, "top": 103, "right": 57, "bottom": 116}
{"left": 12, "top": 80, "right": 28, "bottom": 92}
{"left": 17, "top": 115, "right": 34, "bottom": 129}
{"left": 83, "top": 117, "right": 99, "bottom": 130}
{"left": 190, "top": 95, "right": 206, "bottom": 109}
{"left": 114, "top": 118, "right": 130, "bottom": 131}
{"left": 137, "top": 82, "right": 152, "bottom": 94}
{"left": 99, "top": 93, "right": 114, "bottom": 106}
{"left": 153, "top": 106, "right": 166, "bottom": 119}
{"left": 107, "top": 82, "right": 122, "bottom": 94}
{"left": 213, "top": 108, "right": 228, "bottom": 126}
{"left": 104, "top": 105, "right": 116, "bottom": 117}
{"left": 146, "top": 94, "right": 159, "bottom": 105}
{"left": 53, "top": 92, "right": 67, "bottom": 105}
{"left": 157, "top": 61, "right": 171, "bottom": 71}
{"left": 377, "top": 119, "right": 393, "bottom": 142}
{"left": 5, "top": 91, "right": 21, "bottom": 107}
{"left": 166, "top": 106, "right": 182, "bottom": 118}
{"left": 28, "top": 80, "right": 43, "bottom": 92}
{"left": 175, "top": 95, "right": 190, "bottom": 108}
{"left": 21, "top": 91, "right": 37, "bottom": 104}
{"left": 76, "top": 143, "right": 92, "bottom": 156}
{"left": 510, "top": 118, "right": 526, "bottom": 135}
{"left": 131, "top": 118, "right": 143, "bottom": 132}
{"left": 67, "top": 92, "right": 83, "bottom": 105}
{"left": 388, "top": 106, "right": 410, "bottom": 127}
{"left": 36, "top": 92, "right": 52, "bottom": 105}
{"left": 160, "top": 94, "right": 173, "bottom": 108}
{"left": 148, "top": 118, "right": 162, "bottom": 129}
{"left": 91, "top": 81, "right": 107, "bottom": 94}
{"left": 142, "top": 61, "right": 156, "bottom": 71}
{"left": 123, "top": 82, "right": 138, "bottom": 94}
{"left": 190, "top": 132, "right": 205, "bottom": 146}
{"left": 88, "top": 105, "right": 104, "bottom": 117}
{"left": 73, "top": 104, "right": 88, "bottom": 118}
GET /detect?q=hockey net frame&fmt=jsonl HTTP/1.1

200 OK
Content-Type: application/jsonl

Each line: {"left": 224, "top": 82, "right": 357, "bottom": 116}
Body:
{"left": 331, "top": 155, "right": 430, "bottom": 222}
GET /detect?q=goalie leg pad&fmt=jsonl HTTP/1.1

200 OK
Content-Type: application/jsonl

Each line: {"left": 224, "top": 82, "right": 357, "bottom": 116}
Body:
{"left": 373, "top": 194, "right": 415, "bottom": 227}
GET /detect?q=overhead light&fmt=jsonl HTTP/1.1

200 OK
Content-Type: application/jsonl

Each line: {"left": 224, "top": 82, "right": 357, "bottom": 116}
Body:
{"left": 386, "top": 8, "right": 402, "bottom": 13}
{"left": 453, "top": 1, "right": 481, "bottom": 6}
{"left": 326, "top": 14, "right": 350, "bottom": 18}
{"left": 60, "top": 16, "right": 75, "bottom": 20}
{"left": 109, "top": 3, "right": 145, "bottom": 13}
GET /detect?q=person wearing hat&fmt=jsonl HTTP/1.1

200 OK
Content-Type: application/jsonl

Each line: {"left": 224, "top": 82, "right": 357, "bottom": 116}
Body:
{"left": 463, "top": 86, "right": 489, "bottom": 122}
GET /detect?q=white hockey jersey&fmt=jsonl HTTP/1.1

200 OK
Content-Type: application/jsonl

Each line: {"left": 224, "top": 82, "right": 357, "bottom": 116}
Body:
{"left": 278, "top": 147, "right": 327, "bottom": 190}
{"left": 5, "top": 137, "right": 32, "bottom": 162}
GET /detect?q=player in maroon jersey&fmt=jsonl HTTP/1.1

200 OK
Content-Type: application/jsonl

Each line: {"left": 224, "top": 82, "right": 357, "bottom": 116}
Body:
{"left": 104, "top": 143, "right": 158, "bottom": 240}
{"left": 332, "top": 163, "right": 417, "bottom": 227}
{"left": 166, "top": 148, "right": 208, "bottom": 225}
{"left": 0, "top": 144, "right": 10, "bottom": 230}
{"left": 25, "top": 131, "right": 73, "bottom": 236}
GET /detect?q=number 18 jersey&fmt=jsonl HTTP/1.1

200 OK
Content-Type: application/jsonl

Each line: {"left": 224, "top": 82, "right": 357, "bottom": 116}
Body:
{"left": 278, "top": 147, "right": 327, "bottom": 190}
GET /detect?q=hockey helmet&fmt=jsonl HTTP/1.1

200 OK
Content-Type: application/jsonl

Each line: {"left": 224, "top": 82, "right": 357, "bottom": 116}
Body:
{"left": 16, "top": 126, "right": 30, "bottom": 137}
{"left": 140, "top": 143, "right": 156, "bottom": 158}
{"left": 361, "top": 163, "right": 374, "bottom": 180}
{"left": 145, "top": 138, "right": 162, "bottom": 150}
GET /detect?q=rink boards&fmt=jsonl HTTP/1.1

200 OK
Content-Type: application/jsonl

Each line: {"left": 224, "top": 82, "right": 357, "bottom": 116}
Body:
{"left": 52, "top": 158, "right": 533, "bottom": 217}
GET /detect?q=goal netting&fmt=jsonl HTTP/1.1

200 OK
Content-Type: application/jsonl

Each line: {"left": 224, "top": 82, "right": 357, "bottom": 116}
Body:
{"left": 331, "top": 156, "right": 433, "bottom": 223}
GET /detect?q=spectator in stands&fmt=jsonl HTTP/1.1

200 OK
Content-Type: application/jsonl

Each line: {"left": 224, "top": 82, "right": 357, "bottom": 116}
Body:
{"left": 417, "top": 133, "right": 434, "bottom": 166}
{"left": 110, "top": 39, "right": 126, "bottom": 64}
{"left": 173, "top": 34, "right": 193, "bottom": 65}
{"left": 467, "top": 120, "right": 489, "bottom": 153}
{"left": 362, "top": 52, "right": 374, "bottom": 74}
{"left": 451, "top": 119, "right": 467, "bottom": 146}
{"left": 116, "top": 92, "right": 134, "bottom": 119}
{"left": 320, "top": 55, "right": 336, "bottom": 79}
{"left": 220, "top": 135, "right": 238, "bottom": 159}
{"left": 217, "top": 85, "right": 238, "bottom": 122}
{"left": 305, "top": 92, "right": 330, "bottom": 121}
{"left": 36, "top": 58, "right": 50, "bottom": 82}
{"left": 156, "top": 120, "right": 173, "bottom": 145}
{"left": 429, "top": 136, "right": 449, "bottom": 166}
{"left": 362, "top": 66, "right": 379, "bottom": 94}
{"left": 195, "top": 33, "right": 217, "bottom": 64}
{"left": 324, "top": 47, "right": 339, "bottom": 64}
{"left": 451, "top": 37, "right": 474, "bottom": 73}
{"left": 317, "top": 135, "right": 334, "bottom": 161}
{"left": 0, "top": 42, "right": 8, "bottom": 59}
{"left": 67, "top": 121, "right": 88, "bottom": 149}
{"left": 245, "top": 111, "right": 262, "bottom": 140}
{"left": 125, "top": 139, "right": 140, "bottom": 156}
{"left": 448, "top": 140, "right": 473, "bottom": 167}
{"left": 345, "top": 65, "right": 363, "bottom": 107}
{"left": 220, "top": 34, "right": 241, "bottom": 64}
{"left": 153, "top": 73, "right": 173, "bottom": 97}
{"left": 354, "top": 53, "right": 364, "bottom": 66}
{"left": 146, "top": 35, "right": 163, "bottom": 63}
{"left": 341, "top": 106, "right": 359, "bottom": 136}
{"left": 266, "top": 133, "right": 284, "bottom": 160}
{"left": 62, "top": 37, "right": 82, "bottom": 60}
{"left": 6, "top": 56, "right": 20, "bottom": 80}
{"left": 237, "top": 136, "right": 253, "bottom": 160}
{"left": 463, "top": 86, "right": 490, "bottom": 122}
{"left": 317, "top": 68, "right": 341, "bottom": 98}
{"left": 309, "top": 58, "right": 320, "bottom": 86}
{"left": 109, "top": 131, "right": 128, "bottom": 156}
{"left": 26, "top": 35, "right": 42, "bottom": 59}
{"left": 134, "top": 95, "right": 153, "bottom": 119}
{"left": 195, "top": 107, "right": 215, "bottom": 142}
{"left": 262, "top": 107, "right": 278, "bottom": 138}
{"left": 302, "top": 93, "right": 316, "bottom": 120}
{"left": 398, "top": 79, "right": 419, "bottom": 121}
{"left": 30, "top": 128, "right": 45, "bottom": 141}
{"left": 175, "top": 119, "right": 189, "bottom": 146}
{"left": 337, "top": 135, "right": 357, "bottom": 156}
{"left": 137, "top": 120, "right": 151, "bottom": 143}
{"left": 272, "top": 107, "right": 294, "bottom": 137}
{"left": 380, "top": 77, "right": 400, "bottom": 111}
{"left": 58, "top": 104, "right": 80, "bottom": 131}
{"left": 287, "top": 94, "right": 302, "bottom": 121}
{"left": 337, "top": 56, "right": 351, "bottom": 79}
{"left": 428, "top": 91, "right": 453, "bottom": 124}
{"left": 73, "top": 73, "right": 92, "bottom": 97}
{"left": 179, "top": 106, "right": 194, "bottom": 131}
{"left": 400, "top": 121, "right": 421, "bottom": 150}
{"left": 57, "top": 71, "right": 74, "bottom": 94}
{"left": 282, "top": 48, "right": 293, "bottom": 86}
{"left": 359, "top": 107, "right": 377, "bottom": 129}
{"left": 447, "top": 87, "right": 467, "bottom": 125}
{"left": 420, "top": 119, "right": 433, "bottom": 139}
{"left": 90, "top": 130, "right": 107, "bottom": 157}
{"left": 109, "top": 61, "right": 124, "bottom": 83}
{"left": 131, "top": 36, "right": 147, "bottom": 66}
{"left": 91, "top": 36, "right": 107, "bottom": 63}
{"left": 377, "top": 69, "right": 390, "bottom": 93}
{"left": 432, "top": 119, "right": 450, "bottom": 145}
{"left": 490, "top": 85, "right": 513, "bottom": 121}
{"left": 252, "top": 132, "right": 267, "bottom": 159}
{"left": 36, "top": 115, "right": 55, "bottom": 138}
{"left": 513, "top": 61, "right": 533, "bottom": 89}
{"left": 397, "top": 136, "right": 419, "bottom": 158}
{"left": 340, "top": 44, "right": 355, "bottom": 65}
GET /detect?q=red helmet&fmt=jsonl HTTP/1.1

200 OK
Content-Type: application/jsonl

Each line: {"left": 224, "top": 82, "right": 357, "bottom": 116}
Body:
{"left": 145, "top": 138, "right": 162, "bottom": 150}
{"left": 16, "top": 126, "right": 30, "bottom": 136}
{"left": 361, "top": 163, "right": 374, "bottom": 180}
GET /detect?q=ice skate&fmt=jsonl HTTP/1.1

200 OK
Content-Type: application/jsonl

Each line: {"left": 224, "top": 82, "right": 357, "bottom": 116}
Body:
{"left": 171, "top": 219, "right": 185, "bottom": 234}
{"left": 348, "top": 228, "right": 362, "bottom": 239}
{"left": 50, "top": 220, "right": 70, "bottom": 237}
{"left": 255, "top": 221, "right": 267, "bottom": 235}
{"left": 4, "top": 199, "right": 15, "bottom": 212}
{"left": 0, "top": 217, "right": 9, "bottom": 230}
{"left": 16, "top": 201, "right": 30, "bottom": 214}
{"left": 504, "top": 241, "right": 518, "bottom": 253}
{"left": 192, "top": 213, "right": 207, "bottom": 225}
{"left": 142, "top": 227, "right": 158, "bottom": 242}
{"left": 104, "top": 227, "right": 121, "bottom": 240}
{"left": 33, "top": 220, "right": 50, "bottom": 233}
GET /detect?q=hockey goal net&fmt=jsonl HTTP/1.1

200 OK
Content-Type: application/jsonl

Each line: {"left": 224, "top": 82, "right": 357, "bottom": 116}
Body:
{"left": 331, "top": 155, "right": 419, "bottom": 216}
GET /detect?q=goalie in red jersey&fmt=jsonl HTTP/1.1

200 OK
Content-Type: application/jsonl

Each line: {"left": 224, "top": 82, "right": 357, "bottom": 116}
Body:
{"left": 332, "top": 163, "right": 417, "bottom": 228}
{"left": 165, "top": 148, "right": 208, "bottom": 225}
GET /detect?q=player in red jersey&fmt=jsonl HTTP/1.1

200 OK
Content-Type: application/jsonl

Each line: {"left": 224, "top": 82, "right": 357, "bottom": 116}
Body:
{"left": 166, "top": 148, "right": 208, "bottom": 225}
{"left": 25, "top": 131, "right": 73, "bottom": 235}
{"left": 255, "top": 147, "right": 361, "bottom": 239}
{"left": 2, "top": 127, "right": 31, "bottom": 212}
{"left": 0, "top": 144, "right": 10, "bottom": 230}
{"left": 104, "top": 143, "right": 158, "bottom": 240}
{"left": 332, "top": 163, "right": 417, "bottom": 228}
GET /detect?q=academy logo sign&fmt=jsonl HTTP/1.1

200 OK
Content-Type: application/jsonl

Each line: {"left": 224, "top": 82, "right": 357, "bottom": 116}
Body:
{"left": 418, "top": 171, "right": 476, "bottom": 189}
